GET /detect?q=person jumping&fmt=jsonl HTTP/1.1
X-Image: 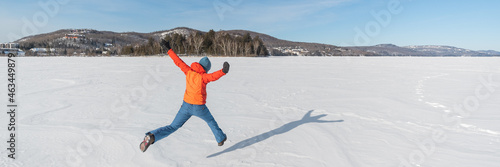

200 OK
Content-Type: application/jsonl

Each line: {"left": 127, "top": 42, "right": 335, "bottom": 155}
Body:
{"left": 140, "top": 40, "right": 230, "bottom": 152}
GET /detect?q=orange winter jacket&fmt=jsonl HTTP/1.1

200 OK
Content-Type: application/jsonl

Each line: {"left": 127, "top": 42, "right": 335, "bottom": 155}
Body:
{"left": 168, "top": 49, "right": 226, "bottom": 105}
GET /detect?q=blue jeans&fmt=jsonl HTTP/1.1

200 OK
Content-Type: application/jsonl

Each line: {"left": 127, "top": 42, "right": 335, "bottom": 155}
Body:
{"left": 148, "top": 101, "right": 226, "bottom": 143}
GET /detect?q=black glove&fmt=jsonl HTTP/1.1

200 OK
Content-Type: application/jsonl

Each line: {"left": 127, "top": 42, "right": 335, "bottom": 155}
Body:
{"left": 160, "top": 39, "right": 171, "bottom": 51}
{"left": 222, "top": 62, "right": 230, "bottom": 74}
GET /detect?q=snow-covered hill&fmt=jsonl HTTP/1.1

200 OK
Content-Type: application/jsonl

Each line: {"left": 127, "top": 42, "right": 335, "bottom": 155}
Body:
{"left": 1, "top": 57, "right": 500, "bottom": 166}
{"left": 404, "top": 45, "right": 478, "bottom": 56}
{"left": 351, "top": 44, "right": 499, "bottom": 56}
{"left": 155, "top": 27, "right": 198, "bottom": 37}
{"left": 478, "top": 50, "right": 500, "bottom": 55}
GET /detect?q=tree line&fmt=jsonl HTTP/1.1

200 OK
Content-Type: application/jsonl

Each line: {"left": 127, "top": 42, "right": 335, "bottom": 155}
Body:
{"left": 122, "top": 30, "right": 269, "bottom": 57}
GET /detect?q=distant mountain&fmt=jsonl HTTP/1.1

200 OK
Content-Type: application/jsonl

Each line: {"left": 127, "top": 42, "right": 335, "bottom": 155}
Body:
{"left": 14, "top": 29, "right": 155, "bottom": 55}
{"left": 477, "top": 50, "right": 500, "bottom": 56}
{"left": 13, "top": 27, "right": 373, "bottom": 56}
{"left": 347, "top": 44, "right": 420, "bottom": 56}
{"left": 220, "top": 30, "right": 373, "bottom": 56}
{"left": 152, "top": 27, "right": 200, "bottom": 38}
{"left": 404, "top": 45, "right": 482, "bottom": 56}
{"left": 10, "top": 27, "right": 500, "bottom": 56}
{"left": 349, "top": 44, "right": 500, "bottom": 57}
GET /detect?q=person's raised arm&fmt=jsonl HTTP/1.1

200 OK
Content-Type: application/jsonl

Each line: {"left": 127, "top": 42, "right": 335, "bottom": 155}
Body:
{"left": 161, "top": 40, "right": 190, "bottom": 74}
{"left": 203, "top": 62, "right": 230, "bottom": 83}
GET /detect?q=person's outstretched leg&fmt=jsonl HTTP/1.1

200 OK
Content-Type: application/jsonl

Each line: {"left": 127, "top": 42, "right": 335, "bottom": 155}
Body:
{"left": 192, "top": 105, "right": 226, "bottom": 144}
{"left": 148, "top": 102, "right": 192, "bottom": 142}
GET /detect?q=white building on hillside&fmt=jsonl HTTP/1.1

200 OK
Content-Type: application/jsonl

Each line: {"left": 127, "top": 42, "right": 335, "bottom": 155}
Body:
{"left": 0, "top": 43, "right": 19, "bottom": 49}
{"left": 30, "top": 48, "right": 56, "bottom": 52}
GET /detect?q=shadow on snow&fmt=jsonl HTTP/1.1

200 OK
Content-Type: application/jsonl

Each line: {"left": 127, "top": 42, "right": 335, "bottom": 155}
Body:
{"left": 207, "top": 110, "right": 343, "bottom": 158}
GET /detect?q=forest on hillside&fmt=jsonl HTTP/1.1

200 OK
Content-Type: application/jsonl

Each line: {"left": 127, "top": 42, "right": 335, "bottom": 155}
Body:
{"left": 121, "top": 30, "right": 269, "bottom": 57}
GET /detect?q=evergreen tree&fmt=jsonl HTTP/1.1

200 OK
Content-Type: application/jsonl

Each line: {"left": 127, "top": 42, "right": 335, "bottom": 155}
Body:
{"left": 203, "top": 30, "right": 216, "bottom": 54}
{"left": 118, "top": 30, "right": 270, "bottom": 57}
{"left": 122, "top": 45, "right": 134, "bottom": 55}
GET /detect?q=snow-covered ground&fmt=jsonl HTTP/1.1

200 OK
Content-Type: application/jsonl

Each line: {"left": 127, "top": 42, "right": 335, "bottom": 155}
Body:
{"left": 1, "top": 56, "right": 500, "bottom": 167}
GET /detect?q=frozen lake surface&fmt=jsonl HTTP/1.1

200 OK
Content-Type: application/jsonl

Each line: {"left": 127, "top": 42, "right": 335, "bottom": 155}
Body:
{"left": 1, "top": 56, "right": 500, "bottom": 166}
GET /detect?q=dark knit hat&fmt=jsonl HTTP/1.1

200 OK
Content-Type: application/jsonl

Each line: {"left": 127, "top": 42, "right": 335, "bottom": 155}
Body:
{"left": 199, "top": 57, "right": 211, "bottom": 72}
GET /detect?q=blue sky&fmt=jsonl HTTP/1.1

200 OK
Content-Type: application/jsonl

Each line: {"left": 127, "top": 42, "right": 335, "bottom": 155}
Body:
{"left": 1, "top": 0, "right": 499, "bottom": 51}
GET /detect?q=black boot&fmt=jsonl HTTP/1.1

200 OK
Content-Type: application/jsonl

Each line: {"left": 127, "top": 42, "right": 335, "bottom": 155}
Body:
{"left": 140, "top": 133, "right": 155, "bottom": 152}
{"left": 218, "top": 137, "right": 227, "bottom": 146}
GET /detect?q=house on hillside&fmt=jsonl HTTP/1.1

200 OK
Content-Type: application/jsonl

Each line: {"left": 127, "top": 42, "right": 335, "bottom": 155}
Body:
{"left": 0, "top": 43, "right": 19, "bottom": 49}
{"left": 273, "top": 46, "right": 310, "bottom": 56}
{"left": 30, "top": 48, "right": 56, "bottom": 56}
{"left": 0, "top": 43, "right": 23, "bottom": 56}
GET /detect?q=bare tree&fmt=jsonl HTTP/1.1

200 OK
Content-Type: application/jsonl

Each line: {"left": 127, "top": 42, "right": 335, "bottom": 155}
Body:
{"left": 214, "top": 32, "right": 225, "bottom": 56}
{"left": 239, "top": 43, "right": 245, "bottom": 56}
{"left": 230, "top": 40, "right": 238, "bottom": 56}
{"left": 219, "top": 34, "right": 231, "bottom": 56}
{"left": 253, "top": 39, "right": 260, "bottom": 56}
{"left": 192, "top": 33, "right": 204, "bottom": 55}
{"left": 245, "top": 43, "right": 252, "bottom": 56}
{"left": 252, "top": 36, "right": 266, "bottom": 56}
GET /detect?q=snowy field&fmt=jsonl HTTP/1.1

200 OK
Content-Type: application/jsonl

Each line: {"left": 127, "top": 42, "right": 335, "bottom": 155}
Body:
{"left": 1, "top": 56, "right": 500, "bottom": 167}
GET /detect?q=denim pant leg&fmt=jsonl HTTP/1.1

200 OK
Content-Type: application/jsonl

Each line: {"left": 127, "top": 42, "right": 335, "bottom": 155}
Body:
{"left": 148, "top": 102, "right": 192, "bottom": 142}
{"left": 191, "top": 105, "right": 226, "bottom": 143}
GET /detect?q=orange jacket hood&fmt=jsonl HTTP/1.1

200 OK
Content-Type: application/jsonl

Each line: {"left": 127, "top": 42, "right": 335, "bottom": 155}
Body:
{"left": 190, "top": 62, "right": 206, "bottom": 74}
